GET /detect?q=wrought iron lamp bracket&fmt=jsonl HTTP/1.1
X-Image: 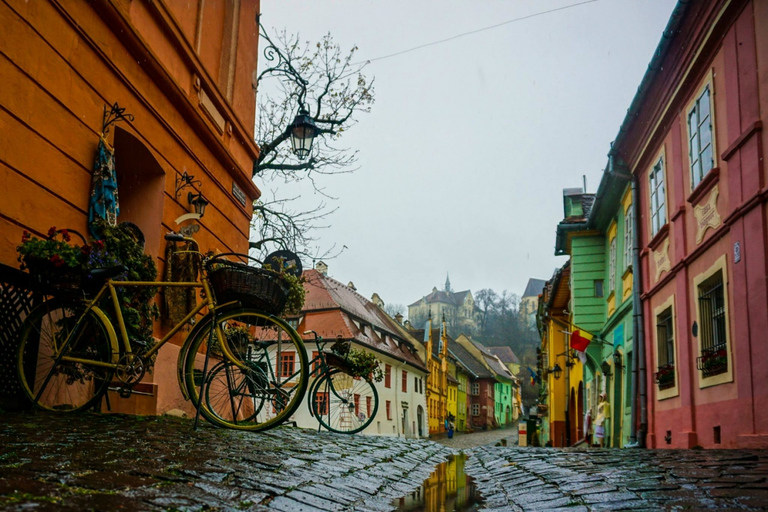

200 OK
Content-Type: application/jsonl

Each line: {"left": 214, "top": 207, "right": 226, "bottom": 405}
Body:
{"left": 101, "top": 102, "right": 134, "bottom": 137}
{"left": 175, "top": 172, "right": 202, "bottom": 199}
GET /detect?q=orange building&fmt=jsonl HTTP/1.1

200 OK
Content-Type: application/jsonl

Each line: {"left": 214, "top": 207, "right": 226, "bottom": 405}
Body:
{"left": 0, "top": 0, "right": 261, "bottom": 414}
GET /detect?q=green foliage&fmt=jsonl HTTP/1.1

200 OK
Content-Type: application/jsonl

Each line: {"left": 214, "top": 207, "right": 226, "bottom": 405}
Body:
{"left": 331, "top": 341, "right": 383, "bottom": 382}
{"left": 17, "top": 228, "right": 83, "bottom": 271}
{"left": 91, "top": 220, "right": 160, "bottom": 347}
{"left": 263, "top": 258, "right": 306, "bottom": 316}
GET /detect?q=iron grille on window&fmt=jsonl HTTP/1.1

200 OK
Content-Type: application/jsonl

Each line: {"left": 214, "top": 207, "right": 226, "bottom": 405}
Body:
{"left": 656, "top": 308, "right": 675, "bottom": 390}
{"left": 696, "top": 272, "right": 727, "bottom": 378}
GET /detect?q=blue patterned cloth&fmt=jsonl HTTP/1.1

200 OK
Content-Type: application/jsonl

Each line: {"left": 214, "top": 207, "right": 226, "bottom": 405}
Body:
{"left": 88, "top": 137, "right": 119, "bottom": 237}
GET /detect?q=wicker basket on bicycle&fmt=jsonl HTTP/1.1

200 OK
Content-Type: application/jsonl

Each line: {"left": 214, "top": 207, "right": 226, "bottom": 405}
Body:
{"left": 208, "top": 260, "right": 289, "bottom": 315}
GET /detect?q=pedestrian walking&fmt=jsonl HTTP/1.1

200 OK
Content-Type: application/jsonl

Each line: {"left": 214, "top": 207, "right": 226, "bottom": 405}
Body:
{"left": 595, "top": 393, "right": 610, "bottom": 447}
{"left": 448, "top": 420, "right": 455, "bottom": 439}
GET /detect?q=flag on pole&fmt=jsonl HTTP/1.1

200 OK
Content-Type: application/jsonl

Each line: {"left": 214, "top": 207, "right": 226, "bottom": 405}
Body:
{"left": 570, "top": 328, "right": 593, "bottom": 352}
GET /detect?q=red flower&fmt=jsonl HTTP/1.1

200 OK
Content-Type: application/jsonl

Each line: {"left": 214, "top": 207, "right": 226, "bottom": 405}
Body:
{"left": 94, "top": 240, "right": 105, "bottom": 250}
{"left": 50, "top": 254, "right": 65, "bottom": 268}
{"left": 21, "top": 230, "right": 31, "bottom": 243}
{"left": 61, "top": 229, "right": 71, "bottom": 242}
{"left": 81, "top": 245, "right": 92, "bottom": 255}
{"left": 47, "top": 227, "right": 57, "bottom": 238}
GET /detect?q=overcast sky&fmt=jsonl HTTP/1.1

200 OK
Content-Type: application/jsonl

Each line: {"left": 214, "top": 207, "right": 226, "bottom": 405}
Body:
{"left": 256, "top": 0, "right": 677, "bottom": 314}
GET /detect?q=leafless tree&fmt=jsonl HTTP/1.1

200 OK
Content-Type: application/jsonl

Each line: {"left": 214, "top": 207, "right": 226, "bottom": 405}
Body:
{"left": 251, "top": 25, "right": 374, "bottom": 261}
{"left": 383, "top": 302, "right": 405, "bottom": 319}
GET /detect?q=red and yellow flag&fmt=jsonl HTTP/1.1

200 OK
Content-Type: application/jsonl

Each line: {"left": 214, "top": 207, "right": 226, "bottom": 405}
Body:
{"left": 570, "top": 328, "right": 593, "bottom": 352}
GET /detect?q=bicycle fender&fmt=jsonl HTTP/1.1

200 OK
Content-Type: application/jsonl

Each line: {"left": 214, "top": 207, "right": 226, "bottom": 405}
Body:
{"left": 89, "top": 306, "right": 120, "bottom": 362}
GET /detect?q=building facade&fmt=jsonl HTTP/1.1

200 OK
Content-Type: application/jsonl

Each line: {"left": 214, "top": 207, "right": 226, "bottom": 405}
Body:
{"left": 0, "top": 0, "right": 262, "bottom": 414}
{"left": 610, "top": 0, "right": 768, "bottom": 449}
{"left": 289, "top": 267, "right": 429, "bottom": 437}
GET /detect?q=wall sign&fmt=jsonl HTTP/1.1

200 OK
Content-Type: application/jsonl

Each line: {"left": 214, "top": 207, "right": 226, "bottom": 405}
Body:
{"left": 232, "top": 181, "right": 246, "bottom": 207}
{"left": 734, "top": 241, "right": 741, "bottom": 263}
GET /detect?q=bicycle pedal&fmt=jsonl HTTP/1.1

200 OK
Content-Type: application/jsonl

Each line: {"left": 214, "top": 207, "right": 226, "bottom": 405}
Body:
{"left": 118, "top": 387, "right": 133, "bottom": 398}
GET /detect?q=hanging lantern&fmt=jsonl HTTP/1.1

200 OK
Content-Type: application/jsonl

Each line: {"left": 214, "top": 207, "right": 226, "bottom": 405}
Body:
{"left": 288, "top": 109, "right": 318, "bottom": 160}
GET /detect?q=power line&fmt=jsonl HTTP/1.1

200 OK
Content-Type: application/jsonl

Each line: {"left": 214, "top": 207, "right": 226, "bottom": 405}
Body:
{"left": 361, "top": 0, "right": 599, "bottom": 64}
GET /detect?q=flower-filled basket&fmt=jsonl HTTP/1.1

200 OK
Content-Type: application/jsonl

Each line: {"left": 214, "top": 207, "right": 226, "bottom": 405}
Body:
{"left": 17, "top": 228, "right": 87, "bottom": 294}
{"left": 328, "top": 339, "right": 384, "bottom": 382}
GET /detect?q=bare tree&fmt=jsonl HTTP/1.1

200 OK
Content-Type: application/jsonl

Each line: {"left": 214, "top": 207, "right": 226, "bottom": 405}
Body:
{"left": 251, "top": 26, "right": 374, "bottom": 261}
{"left": 383, "top": 302, "right": 406, "bottom": 319}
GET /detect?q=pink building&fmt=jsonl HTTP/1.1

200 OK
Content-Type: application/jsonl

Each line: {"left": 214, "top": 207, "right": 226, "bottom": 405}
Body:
{"left": 612, "top": 0, "right": 768, "bottom": 448}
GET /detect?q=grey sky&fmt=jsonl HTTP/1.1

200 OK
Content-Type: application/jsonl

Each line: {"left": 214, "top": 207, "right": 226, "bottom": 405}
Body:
{"left": 257, "top": 0, "right": 677, "bottom": 313}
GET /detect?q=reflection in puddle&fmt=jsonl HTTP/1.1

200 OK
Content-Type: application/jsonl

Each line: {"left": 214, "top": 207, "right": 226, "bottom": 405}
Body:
{"left": 393, "top": 454, "right": 483, "bottom": 511}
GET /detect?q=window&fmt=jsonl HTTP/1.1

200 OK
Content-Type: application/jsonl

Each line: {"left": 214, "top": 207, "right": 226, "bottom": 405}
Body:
{"left": 471, "top": 382, "right": 479, "bottom": 396}
{"left": 696, "top": 270, "right": 727, "bottom": 378}
{"left": 688, "top": 85, "right": 714, "bottom": 188}
{"left": 287, "top": 318, "right": 299, "bottom": 329}
{"left": 312, "top": 351, "right": 320, "bottom": 372}
{"left": 471, "top": 404, "right": 480, "bottom": 416}
{"left": 655, "top": 307, "right": 675, "bottom": 390}
{"left": 402, "top": 370, "right": 408, "bottom": 392}
{"left": 366, "top": 396, "right": 372, "bottom": 418}
{"left": 650, "top": 157, "right": 667, "bottom": 236}
{"left": 354, "top": 394, "right": 361, "bottom": 417}
{"left": 609, "top": 237, "right": 617, "bottom": 292}
{"left": 386, "top": 400, "right": 392, "bottom": 420}
{"left": 279, "top": 352, "right": 295, "bottom": 378}
{"left": 385, "top": 364, "right": 391, "bottom": 388}
{"left": 624, "top": 207, "right": 633, "bottom": 269}
{"left": 594, "top": 279, "right": 604, "bottom": 298}
{"left": 414, "top": 376, "right": 418, "bottom": 393}
{"left": 315, "top": 392, "right": 328, "bottom": 415}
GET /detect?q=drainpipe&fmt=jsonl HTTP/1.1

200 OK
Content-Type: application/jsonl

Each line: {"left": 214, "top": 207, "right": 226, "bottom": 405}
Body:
{"left": 394, "top": 360, "right": 406, "bottom": 438}
{"left": 631, "top": 173, "right": 648, "bottom": 447}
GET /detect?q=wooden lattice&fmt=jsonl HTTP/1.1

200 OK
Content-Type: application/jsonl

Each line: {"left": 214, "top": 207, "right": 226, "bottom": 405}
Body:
{"left": 0, "top": 263, "right": 36, "bottom": 410}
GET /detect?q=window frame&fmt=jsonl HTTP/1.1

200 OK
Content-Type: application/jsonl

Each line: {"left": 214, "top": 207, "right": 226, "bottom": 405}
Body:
{"left": 402, "top": 369, "right": 408, "bottom": 393}
{"left": 384, "top": 364, "right": 392, "bottom": 388}
{"left": 471, "top": 382, "right": 480, "bottom": 396}
{"left": 687, "top": 81, "right": 716, "bottom": 190}
{"left": 609, "top": 236, "right": 617, "bottom": 292}
{"left": 279, "top": 352, "right": 295, "bottom": 378}
{"left": 386, "top": 400, "right": 392, "bottom": 420}
{"left": 624, "top": 205, "right": 633, "bottom": 269}
{"left": 693, "top": 255, "right": 732, "bottom": 388}
{"left": 653, "top": 296, "right": 679, "bottom": 400}
{"left": 649, "top": 155, "right": 667, "bottom": 237}
{"left": 471, "top": 404, "right": 480, "bottom": 416}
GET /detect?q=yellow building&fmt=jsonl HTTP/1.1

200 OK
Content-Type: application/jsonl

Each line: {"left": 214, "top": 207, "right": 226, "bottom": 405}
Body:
{"left": 455, "top": 372, "right": 468, "bottom": 431}
{"left": 447, "top": 358, "right": 458, "bottom": 429}
{"left": 408, "top": 315, "right": 450, "bottom": 435}
{"left": 538, "top": 262, "right": 586, "bottom": 447}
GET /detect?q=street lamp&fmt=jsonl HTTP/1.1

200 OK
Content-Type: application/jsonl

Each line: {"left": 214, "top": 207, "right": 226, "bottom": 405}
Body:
{"left": 287, "top": 109, "right": 319, "bottom": 160}
{"left": 613, "top": 351, "right": 623, "bottom": 368}
{"left": 188, "top": 192, "right": 209, "bottom": 217}
{"left": 550, "top": 363, "right": 563, "bottom": 380}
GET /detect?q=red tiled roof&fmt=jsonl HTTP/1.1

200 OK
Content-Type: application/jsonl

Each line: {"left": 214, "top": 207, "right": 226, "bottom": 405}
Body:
{"left": 298, "top": 270, "right": 426, "bottom": 371}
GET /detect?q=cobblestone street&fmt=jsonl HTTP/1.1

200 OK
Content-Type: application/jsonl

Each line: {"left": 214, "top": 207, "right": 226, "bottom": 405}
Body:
{"left": 2, "top": 412, "right": 768, "bottom": 511}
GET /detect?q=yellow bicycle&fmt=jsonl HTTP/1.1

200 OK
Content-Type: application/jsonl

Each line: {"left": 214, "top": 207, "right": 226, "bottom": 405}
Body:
{"left": 16, "top": 232, "right": 309, "bottom": 431}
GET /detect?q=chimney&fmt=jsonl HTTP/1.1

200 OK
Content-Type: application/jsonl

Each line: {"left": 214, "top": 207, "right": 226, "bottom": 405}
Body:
{"left": 395, "top": 313, "right": 403, "bottom": 325}
{"left": 371, "top": 293, "right": 384, "bottom": 307}
{"left": 315, "top": 261, "right": 328, "bottom": 275}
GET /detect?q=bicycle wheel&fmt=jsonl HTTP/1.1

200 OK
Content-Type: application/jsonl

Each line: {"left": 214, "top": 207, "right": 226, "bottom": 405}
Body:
{"left": 182, "top": 308, "right": 308, "bottom": 431}
{"left": 311, "top": 369, "right": 379, "bottom": 434}
{"left": 17, "top": 299, "right": 117, "bottom": 412}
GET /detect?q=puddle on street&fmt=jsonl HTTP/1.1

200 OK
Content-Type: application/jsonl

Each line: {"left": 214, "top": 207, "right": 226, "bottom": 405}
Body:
{"left": 392, "top": 453, "right": 483, "bottom": 512}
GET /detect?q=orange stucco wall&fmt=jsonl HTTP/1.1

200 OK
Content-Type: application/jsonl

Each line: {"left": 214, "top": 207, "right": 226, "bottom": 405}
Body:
{"left": 0, "top": 0, "right": 261, "bottom": 414}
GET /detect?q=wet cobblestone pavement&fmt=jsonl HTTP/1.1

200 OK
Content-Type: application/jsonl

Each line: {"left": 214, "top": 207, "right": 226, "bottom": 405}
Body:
{"left": 3, "top": 412, "right": 768, "bottom": 511}
{"left": 466, "top": 445, "right": 768, "bottom": 511}
{"left": 0, "top": 412, "right": 451, "bottom": 511}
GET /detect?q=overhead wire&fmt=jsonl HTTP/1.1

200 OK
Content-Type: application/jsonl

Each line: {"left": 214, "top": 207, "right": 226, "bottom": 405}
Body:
{"left": 360, "top": 0, "right": 599, "bottom": 64}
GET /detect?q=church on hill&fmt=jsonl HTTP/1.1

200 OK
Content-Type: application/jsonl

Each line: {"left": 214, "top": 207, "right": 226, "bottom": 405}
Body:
{"left": 407, "top": 275, "right": 479, "bottom": 334}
